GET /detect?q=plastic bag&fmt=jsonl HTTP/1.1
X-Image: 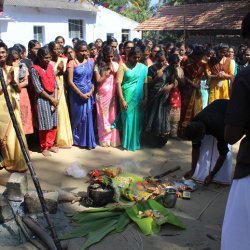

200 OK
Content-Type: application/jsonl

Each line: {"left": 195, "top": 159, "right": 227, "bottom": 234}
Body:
{"left": 64, "top": 162, "right": 87, "bottom": 178}
{"left": 173, "top": 179, "right": 197, "bottom": 192}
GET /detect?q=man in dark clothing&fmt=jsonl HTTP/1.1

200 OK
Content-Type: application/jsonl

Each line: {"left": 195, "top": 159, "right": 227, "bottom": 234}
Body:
{"left": 184, "top": 99, "right": 230, "bottom": 185}
{"left": 221, "top": 12, "right": 250, "bottom": 250}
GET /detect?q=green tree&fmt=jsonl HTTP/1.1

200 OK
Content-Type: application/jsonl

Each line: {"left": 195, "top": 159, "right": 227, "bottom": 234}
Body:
{"left": 163, "top": 0, "right": 242, "bottom": 5}
{"left": 92, "top": 0, "right": 153, "bottom": 23}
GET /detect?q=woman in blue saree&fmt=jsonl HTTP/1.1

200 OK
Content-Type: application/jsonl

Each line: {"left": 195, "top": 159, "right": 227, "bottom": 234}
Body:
{"left": 115, "top": 47, "right": 148, "bottom": 151}
{"left": 67, "top": 40, "right": 96, "bottom": 149}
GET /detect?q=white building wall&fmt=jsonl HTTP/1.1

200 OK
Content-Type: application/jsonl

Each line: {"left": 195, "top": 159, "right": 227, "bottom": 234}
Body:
{"left": 93, "top": 6, "right": 142, "bottom": 43}
{"left": 1, "top": 5, "right": 96, "bottom": 47}
{"left": 1, "top": 5, "right": 141, "bottom": 48}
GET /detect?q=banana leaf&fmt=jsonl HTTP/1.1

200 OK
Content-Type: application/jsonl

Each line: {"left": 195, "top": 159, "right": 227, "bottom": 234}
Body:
{"left": 60, "top": 200, "right": 185, "bottom": 249}
{"left": 81, "top": 219, "right": 117, "bottom": 250}
{"left": 60, "top": 208, "right": 131, "bottom": 249}
{"left": 73, "top": 205, "right": 130, "bottom": 215}
{"left": 72, "top": 207, "right": 116, "bottom": 217}
{"left": 59, "top": 217, "right": 113, "bottom": 240}
{"left": 125, "top": 199, "right": 185, "bottom": 235}
{"left": 73, "top": 211, "right": 123, "bottom": 224}
{"left": 114, "top": 213, "right": 130, "bottom": 232}
{"left": 81, "top": 213, "right": 131, "bottom": 249}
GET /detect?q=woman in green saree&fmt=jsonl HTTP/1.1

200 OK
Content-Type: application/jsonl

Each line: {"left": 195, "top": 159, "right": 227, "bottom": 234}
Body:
{"left": 115, "top": 47, "right": 148, "bottom": 151}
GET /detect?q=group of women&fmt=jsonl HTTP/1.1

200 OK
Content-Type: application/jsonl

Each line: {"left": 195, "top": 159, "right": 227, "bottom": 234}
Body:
{"left": 0, "top": 35, "right": 248, "bottom": 173}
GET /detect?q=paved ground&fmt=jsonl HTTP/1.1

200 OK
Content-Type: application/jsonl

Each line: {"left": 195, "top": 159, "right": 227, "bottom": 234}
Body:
{"left": 0, "top": 138, "right": 239, "bottom": 250}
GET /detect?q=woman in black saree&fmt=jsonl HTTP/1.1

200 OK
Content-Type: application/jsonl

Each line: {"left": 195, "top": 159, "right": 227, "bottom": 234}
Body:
{"left": 145, "top": 52, "right": 182, "bottom": 147}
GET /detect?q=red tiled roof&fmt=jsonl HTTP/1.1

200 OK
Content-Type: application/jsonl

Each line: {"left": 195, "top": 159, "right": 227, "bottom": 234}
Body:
{"left": 136, "top": 1, "right": 250, "bottom": 31}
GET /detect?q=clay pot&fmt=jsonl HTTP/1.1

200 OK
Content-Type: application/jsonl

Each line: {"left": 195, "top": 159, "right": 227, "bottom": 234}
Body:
{"left": 87, "top": 184, "right": 115, "bottom": 207}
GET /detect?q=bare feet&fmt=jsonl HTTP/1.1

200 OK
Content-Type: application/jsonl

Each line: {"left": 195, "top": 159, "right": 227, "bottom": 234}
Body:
{"left": 42, "top": 150, "right": 52, "bottom": 157}
{"left": 100, "top": 142, "right": 110, "bottom": 147}
{"left": 204, "top": 173, "right": 213, "bottom": 186}
{"left": 184, "top": 169, "right": 195, "bottom": 180}
{"left": 49, "top": 146, "right": 59, "bottom": 153}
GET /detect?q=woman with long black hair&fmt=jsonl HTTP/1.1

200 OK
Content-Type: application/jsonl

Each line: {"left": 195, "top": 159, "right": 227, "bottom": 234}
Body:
{"left": 67, "top": 40, "right": 96, "bottom": 149}
{"left": 145, "top": 51, "right": 173, "bottom": 147}
{"left": 94, "top": 45, "right": 120, "bottom": 147}
{"left": 48, "top": 41, "right": 73, "bottom": 148}
{"left": 30, "top": 47, "right": 59, "bottom": 157}
{"left": 0, "top": 41, "right": 28, "bottom": 171}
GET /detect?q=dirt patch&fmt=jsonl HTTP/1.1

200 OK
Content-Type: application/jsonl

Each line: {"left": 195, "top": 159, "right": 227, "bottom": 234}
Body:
{"left": 0, "top": 139, "right": 238, "bottom": 249}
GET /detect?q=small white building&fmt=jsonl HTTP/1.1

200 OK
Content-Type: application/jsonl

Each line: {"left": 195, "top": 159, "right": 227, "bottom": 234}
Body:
{"left": 0, "top": 0, "right": 142, "bottom": 47}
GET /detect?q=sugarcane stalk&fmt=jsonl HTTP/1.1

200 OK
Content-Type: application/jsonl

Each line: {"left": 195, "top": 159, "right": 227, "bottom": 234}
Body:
{"left": 0, "top": 67, "right": 62, "bottom": 250}
{"left": 3, "top": 194, "right": 47, "bottom": 250}
{"left": 22, "top": 216, "right": 57, "bottom": 250}
{"left": 16, "top": 214, "right": 47, "bottom": 250}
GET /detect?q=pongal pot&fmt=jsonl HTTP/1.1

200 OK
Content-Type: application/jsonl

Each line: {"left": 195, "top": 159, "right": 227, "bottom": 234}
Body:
{"left": 83, "top": 184, "right": 115, "bottom": 207}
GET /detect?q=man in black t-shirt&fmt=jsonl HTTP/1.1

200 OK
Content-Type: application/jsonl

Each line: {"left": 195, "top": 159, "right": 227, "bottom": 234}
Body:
{"left": 221, "top": 12, "right": 250, "bottom": 250}
{"left": 184, "top": 99, "right": 230, "bottom": 185}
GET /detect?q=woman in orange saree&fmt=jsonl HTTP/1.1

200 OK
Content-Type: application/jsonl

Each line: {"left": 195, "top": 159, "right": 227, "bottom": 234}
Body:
{"left": 179, "top": 46, "right": 208, "bottom": 138}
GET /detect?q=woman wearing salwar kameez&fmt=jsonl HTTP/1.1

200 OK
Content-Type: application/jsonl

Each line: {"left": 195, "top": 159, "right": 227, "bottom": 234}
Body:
{"left": 200, "top": 49, "right": 216, "bottom": 109}
{"left": 178, "top": 46, "right": 207, "bottom": 138}
{"left": 115, "top": 47, "right": 148, "bottom": 151}
{"left": 67, "top": 40, "right": 96, "bottom": 149}
{"left": 49, "top": 42, "right": 73, "bottom": 148}
{"left": 227, "top": 47, "right": 238, "bottom": 76}
{"left": 0, "top": 42, "right": 28, "bottom": 173}
{"left": 31, "top": 47, "right": 59, "bottom": 157}
{"left": 169, "top": 55, "right": 185, "bottom": 138}
{"left": 208, "top": 44, "right": 234, "bottom": 104}
{"left": 7, "top": 47, "right": 34, "bottom": 135}
{"left": 94, "top": 46, "right": 120, "bottom": 147}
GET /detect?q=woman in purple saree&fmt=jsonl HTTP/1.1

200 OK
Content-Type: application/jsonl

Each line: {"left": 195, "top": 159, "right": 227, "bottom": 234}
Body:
{"left": 67, "top": 40, "right": 96, "bottom": 149}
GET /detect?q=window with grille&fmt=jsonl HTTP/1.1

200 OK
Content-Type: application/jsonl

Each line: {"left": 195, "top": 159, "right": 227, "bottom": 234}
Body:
{"left": 121, "top": 29, "right": 130, "bottom": 42}
{"left": 68, "top": 19, "right": 83, "bottom": 39}
{"left": 107, "top": 33, "right": 114, "bottom": 41}
{"left": 33, "top": 26, "right": 44, "bottom": 44}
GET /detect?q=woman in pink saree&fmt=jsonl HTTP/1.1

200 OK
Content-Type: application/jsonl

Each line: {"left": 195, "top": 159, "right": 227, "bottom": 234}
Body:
{"left": 94, "top": 45, "right": 120, "bottom": 147}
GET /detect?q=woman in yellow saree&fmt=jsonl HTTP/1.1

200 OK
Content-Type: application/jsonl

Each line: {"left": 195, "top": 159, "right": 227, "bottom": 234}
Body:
{"left": 0, "top": 42, "right": 28, "bottom": 173}
{"left": 49, "top": 42, "right": 73, "bottom": 148}
{"left": 208, "top": 44, "right": 234, "bottom": 103}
